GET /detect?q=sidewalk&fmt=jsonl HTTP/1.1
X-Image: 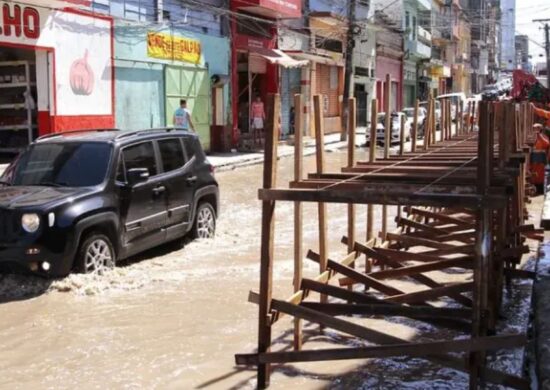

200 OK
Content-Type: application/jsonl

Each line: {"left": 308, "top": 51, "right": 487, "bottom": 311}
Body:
{"left": 208, "top": 130, "right": 366, "bottom": 172}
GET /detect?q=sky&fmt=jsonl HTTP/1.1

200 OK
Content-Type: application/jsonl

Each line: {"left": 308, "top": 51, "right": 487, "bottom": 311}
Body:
{"left": 515, "top": 0, "right": 550, "bottom": 66}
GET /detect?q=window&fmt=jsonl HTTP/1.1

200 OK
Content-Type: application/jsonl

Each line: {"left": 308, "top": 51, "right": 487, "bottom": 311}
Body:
{"left": 330, "top": 67, "right": 338, "bottom": 89}
{"left": 91, "top": 0, "right": 156, "bottom": 21}
{"left": 183, "top": 138, "right": 196, "bottom": 160}
{"left": 159, "top": 139, "right": 186, "bottom": 173}
{"left": 122, "top": 142, "right": 158, "bottom": 178}
{"left": 12, "top": 143, "right": 112, "bottom": 187}
{"left": 413, "top": 16, "right": 417, "bottom": 40}
{"left": 405, "top": 11, "right": 410, "bottom": 29}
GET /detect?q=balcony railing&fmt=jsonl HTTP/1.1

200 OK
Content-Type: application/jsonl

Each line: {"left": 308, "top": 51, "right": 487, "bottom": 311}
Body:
{"left": 406, "top": 39, "right": 431, "bottom": 59}
{"left": 418, "top": 26, "right": 431, "bottom": 45}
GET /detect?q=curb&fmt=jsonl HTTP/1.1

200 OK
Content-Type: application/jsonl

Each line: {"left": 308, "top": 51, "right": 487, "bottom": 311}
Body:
{"left": 211, "top": 138, "right": 350, "bottom": 172}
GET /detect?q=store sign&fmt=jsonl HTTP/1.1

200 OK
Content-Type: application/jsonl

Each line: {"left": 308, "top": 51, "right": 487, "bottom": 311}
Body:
{"left": 0, "top": 3, "right": 40, "bottom": 39}
{"left": 147, "top": 32, "right": 201, "bottom": 64}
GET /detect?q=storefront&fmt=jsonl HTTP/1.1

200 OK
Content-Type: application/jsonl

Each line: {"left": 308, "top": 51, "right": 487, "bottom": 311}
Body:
{"left": 114, "top": 22, "right": 230, "bottom": 151}
{"left": 376, "top": 56, "right": 403, "bottom": 113}
{"left": 0, "top": 1, "right": 114, "bottom": 153}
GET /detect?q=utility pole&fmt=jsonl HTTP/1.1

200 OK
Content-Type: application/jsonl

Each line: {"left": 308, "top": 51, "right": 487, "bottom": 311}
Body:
{"left": 341, "top": 0, "right": 358, "bottom": 141}
{"left": 534, "top": 19, "right": 550, "bottom": 88}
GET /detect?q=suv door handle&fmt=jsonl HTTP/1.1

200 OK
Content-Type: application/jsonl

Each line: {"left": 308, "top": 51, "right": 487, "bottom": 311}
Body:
{"left": 153, "top": 185, "right": 166, "bottom": 195}
{"left": 186, "top": 176, "right": 197, "bottom": 185}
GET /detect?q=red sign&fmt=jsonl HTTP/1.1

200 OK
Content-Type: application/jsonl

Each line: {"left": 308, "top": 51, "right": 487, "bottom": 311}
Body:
{"left": 0, "top": 3, "right": 40, "bottom": 39}
{"left": 231, "top": 0, "right": 301, "bottom": 19}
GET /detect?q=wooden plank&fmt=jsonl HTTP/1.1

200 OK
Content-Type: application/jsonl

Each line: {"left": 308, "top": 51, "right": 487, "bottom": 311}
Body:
{"left": 293, "top": 93, "right": 304, "bottom": 351}
{"left": 300, "top": 302, "right": 472, "bottom": 319}
{"left": 251, "top": 299, "right": 529, "bottom": 389}
{"left": 406, "top": 207, "right": 476, "bottom": 228}
{"left": 307, "top": 250, "right": 405, "bottom": 296}
{"left": 384, "top": 232, "right": 456, "bottom": 250}
{"left": 258, "top": 189, "right": 507, "bottom": 209}
{"left": 363, "top": 257, "right": 474, "bottom": 280}
{"left": 236, "top": 334, "right": 526, "bottom": 365}
{"left": 256, "top": 93, "right": 280, "bottom": 388}
{"left": 341, "top": 237, "right": 474, "bottom": 307}
{"left": 385, "top": 282, "right": 474, "bottom": 304}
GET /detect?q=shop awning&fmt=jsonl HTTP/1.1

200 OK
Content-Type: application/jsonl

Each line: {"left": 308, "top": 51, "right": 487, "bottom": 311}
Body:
{"left": 21, "top": 0, "right": 91, "bottom": 9}
{"left": 286, "top": 52, "right": 344, "bottom": 67}
{"left": 251, "top": 48, "right": 309, "bottom": 68}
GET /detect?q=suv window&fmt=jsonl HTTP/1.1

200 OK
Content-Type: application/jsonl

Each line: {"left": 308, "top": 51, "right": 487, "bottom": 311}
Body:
{"left": 159, "top": 139, "right": 186, "bottom": 172}
{"left": 122, "top": 142, "right": 158, "bottom": 178}
{"left": 183, "top": 137, "right": 195, "bottom": 160}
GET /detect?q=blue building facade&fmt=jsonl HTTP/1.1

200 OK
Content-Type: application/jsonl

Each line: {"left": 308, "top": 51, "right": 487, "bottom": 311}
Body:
{"left": 92, "top": 0, "right": 230, "bottom": 151}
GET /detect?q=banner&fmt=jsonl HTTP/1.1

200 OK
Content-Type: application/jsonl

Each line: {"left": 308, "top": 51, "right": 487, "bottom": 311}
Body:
{"left": 147, "top": 32, "right": 201, "bottom": 64}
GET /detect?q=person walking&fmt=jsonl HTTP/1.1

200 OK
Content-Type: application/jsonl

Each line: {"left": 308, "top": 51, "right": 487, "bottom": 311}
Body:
{"left": 173, "top": 99, "right": 196, "bottom": 132}
{"left": 250, "top": 95, "right": 265, "bottom": 146}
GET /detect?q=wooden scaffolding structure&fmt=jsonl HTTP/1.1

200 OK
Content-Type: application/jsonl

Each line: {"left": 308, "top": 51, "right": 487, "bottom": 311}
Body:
{"left": 235, "top": 90, "right": 539, "bottom": 389}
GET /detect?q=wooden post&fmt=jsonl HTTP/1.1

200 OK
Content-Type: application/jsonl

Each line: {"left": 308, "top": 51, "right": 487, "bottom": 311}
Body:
{"left": 347, "top": 98, "right": 357, "bottom": 276}
{"left": 367, "top": 99, "right": 377, "bottom": 273}
{"left": 412, "top": 99, "right": 419, "bottom": 152}
{"left": 459, "top": 99, "right": 464, "bottom": 135}
{"left": 424, "top": 98, "right": 432, "bottom": 151}
{"left": 470, "top": 101, "right": 476, "bottom": 133}
{"left": 382, "top": 75, "right": 391, "bottom": 247}
{"left": 384, "top": 74, "right": 391, "bottom": 159}
{"left": 441, "top": 99, "right": 447, "bottom": 140}
{"left": 470, "top": 101, "right": 492, "bottom": 389}
{"left": 293, "top": 94, "right": 303, "bottom": 351}
{"left": 257, "top": 94, "right": 280, "bottom": 388}
{"left": 399, "top": 113, "right": 406, "bottom": 156}
{"left": 314, "top": 95, "right": 328, "bottom": 304}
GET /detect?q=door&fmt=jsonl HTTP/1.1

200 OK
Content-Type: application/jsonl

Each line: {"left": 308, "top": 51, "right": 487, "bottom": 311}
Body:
{"left": 165, "top": 65, "right": 211, "bottom": 150}
{"left": 156, "top": 137, "right": 195, "bottom": 240}
{"left": 118, "top": 141, "right": 167, "bottom": 252}
{"left": 354, "top": 85, "right": 368, "bottom": 127}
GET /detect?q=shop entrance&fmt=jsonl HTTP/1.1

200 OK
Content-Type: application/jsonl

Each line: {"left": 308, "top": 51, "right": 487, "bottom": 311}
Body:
{"left": 237, "top": 51, "right": 269, "bottom": 149}
{"left": 0, "top": 46, "right": 44, "bottom": 157}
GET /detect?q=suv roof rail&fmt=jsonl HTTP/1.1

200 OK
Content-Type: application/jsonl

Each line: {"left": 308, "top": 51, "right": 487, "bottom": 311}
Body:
{"left": 115, "top": 127, "right": 187, "bottom": 140}
{"left": 36, "top": 128, "right": 119, "bottom": 142}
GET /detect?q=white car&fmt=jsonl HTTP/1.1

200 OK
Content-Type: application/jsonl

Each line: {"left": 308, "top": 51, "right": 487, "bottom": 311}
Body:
{"left": 366, "top": 112, "right": 411, "bottom": 144}
{"left": 403, "top": 107, "right": 427, "bottom": 136}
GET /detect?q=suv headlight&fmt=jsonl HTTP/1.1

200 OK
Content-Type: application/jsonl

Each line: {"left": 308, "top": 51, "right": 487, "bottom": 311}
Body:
{"left": 22, "top": 213, "right": 40, "bottom": 233}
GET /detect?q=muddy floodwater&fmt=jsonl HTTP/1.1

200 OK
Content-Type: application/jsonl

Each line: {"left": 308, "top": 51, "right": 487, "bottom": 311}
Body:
{"left": 0, "top": 147, "right": 538, "bottom": 390}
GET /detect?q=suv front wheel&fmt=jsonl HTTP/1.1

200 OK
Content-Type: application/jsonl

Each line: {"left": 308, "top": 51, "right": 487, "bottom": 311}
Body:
{"left": 75, "top": 232, "right": 116, "bottom": 274}
{"left": 192, "top": 202, "right": 216, "bottom": 239}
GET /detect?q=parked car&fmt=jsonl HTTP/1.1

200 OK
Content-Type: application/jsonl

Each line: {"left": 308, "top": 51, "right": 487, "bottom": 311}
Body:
{"left": 402, "top": 107, "right": 428, "bottom": 137}
{"left": 0, "top": 128, "right": 219, "bottom": 277}
{"left": 437, "top": 92, "right": 467, "bottom": 121}
{"left": 366, "top": 112, "right": 411, "bottom": 144}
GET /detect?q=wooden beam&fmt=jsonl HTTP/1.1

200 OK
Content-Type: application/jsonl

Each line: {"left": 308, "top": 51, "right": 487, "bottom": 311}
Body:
{"left": 385, "top": 282, "right": 474, "bottom": 304}
{"left": 236, "top": 334, "right": 526, "bottom": 365}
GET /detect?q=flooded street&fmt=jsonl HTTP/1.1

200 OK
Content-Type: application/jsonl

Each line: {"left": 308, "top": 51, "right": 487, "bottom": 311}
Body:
{"left": 0, "top": 147, "right": 538, "bottom": 390}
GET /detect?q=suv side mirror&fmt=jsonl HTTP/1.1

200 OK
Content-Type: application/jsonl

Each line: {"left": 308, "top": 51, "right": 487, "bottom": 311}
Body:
{"left": 127, "top": 168, "right": 149, "bottom": 186}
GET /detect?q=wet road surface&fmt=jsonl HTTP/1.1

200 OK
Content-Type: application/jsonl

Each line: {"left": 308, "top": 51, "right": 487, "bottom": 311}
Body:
{"left": 0, "top": 147, "right": 538, "bottom": 390}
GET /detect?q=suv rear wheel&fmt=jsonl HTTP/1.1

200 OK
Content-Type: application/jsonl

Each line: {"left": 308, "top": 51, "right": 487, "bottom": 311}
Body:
{"left": 192, "top": 202, "right": 216, "bottom": 239}
{"left": 75, "top": 233, "right": 116, "bottom": 274}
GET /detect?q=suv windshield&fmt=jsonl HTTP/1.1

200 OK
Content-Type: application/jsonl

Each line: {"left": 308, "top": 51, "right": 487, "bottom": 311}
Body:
{"left": 8, "top": 143, "right": 112, "bottom": 187}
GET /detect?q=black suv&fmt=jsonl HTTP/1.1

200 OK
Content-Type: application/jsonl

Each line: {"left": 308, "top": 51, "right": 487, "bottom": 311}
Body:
{"left": 0, "top": 128, "right": 219, "bottom": 277}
